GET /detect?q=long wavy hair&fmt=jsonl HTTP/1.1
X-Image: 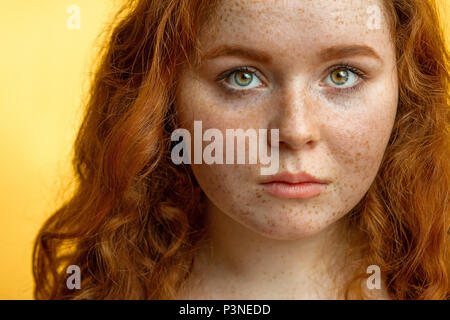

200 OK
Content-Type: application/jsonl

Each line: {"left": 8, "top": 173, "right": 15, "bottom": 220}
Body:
{"left": 33, "top": 0, "right": 449, "bottom": 299}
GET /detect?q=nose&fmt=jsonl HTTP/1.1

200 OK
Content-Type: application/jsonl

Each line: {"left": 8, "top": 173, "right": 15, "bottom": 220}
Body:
{"left": 268, "top": 83, "right": 321, "bottom": 151}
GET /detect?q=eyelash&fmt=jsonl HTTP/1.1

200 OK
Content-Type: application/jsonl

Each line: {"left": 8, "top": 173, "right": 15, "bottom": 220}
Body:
{"left": 216, "top": 64, "right": 367, "bottom": 96}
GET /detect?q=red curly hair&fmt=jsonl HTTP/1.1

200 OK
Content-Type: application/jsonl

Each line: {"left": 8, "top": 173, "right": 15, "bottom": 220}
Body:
{"left": 33, "top": 0, "right": 449, "bottom": 299}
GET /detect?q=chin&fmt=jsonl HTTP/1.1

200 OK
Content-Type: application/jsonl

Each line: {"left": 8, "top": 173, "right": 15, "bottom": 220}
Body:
{"left": 236, "top": 213, "right": 331, "bottom": 240}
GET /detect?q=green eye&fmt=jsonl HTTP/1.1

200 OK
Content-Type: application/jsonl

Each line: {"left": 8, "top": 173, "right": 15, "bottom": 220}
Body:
{"left": 325, "top": 66, "right": 361, "bottom": 89}
{"left": 330, "top": 68, "right": 349, "bottom": 85}
{"left": 219, "top": 67, "right": 263, "bottom": 91}
{"left": 234, "top": 71, "right": 253, "bottom": 87}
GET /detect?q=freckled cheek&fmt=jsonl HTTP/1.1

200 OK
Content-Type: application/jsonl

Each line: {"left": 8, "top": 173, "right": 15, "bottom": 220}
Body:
{"left": 191, "top": 164, "right": 230, "bottom": 196}
{"left": 328, "top": 116, "right": 392, "bottom": 185}
{"left": 176, "top": 87, "right": 263, "bottom": 203}
{"left": 177, "top": 96, "right": 264, "bottom": 130}
{"left": 191, "top": 163, "right": 255, "bottom": 209}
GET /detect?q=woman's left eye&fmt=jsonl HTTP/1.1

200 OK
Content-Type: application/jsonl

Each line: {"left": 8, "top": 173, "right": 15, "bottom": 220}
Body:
{"left": 219, "top": 68, "right": 263, "bottom": 90}
{"left": 324, "top": 67, "right": 362, "bottom": 89}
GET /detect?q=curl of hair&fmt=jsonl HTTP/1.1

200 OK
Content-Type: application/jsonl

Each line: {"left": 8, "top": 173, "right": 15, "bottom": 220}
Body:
{"left": 33, "top": 0, "right": 449, "bottom": 299}
{"left": 345, "top": 0, "right": 450, "bottom": 300}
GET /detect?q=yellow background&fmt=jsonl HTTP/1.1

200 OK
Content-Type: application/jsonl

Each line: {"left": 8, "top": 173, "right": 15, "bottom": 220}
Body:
{"left": 0, "top": 0, "right": 448, "bottom": 299}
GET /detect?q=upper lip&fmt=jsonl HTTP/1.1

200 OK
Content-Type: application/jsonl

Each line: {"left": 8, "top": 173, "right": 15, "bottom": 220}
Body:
{"left": 260, "top": 171, "right": 329, "bottom": 184}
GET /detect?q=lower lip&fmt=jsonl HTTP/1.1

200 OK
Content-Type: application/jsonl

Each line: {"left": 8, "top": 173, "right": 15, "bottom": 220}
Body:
{"left": 261, "top": 182, "right": 327, "bottom": 199}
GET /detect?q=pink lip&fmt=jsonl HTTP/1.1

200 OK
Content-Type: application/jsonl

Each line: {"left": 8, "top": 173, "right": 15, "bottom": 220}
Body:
{"left": 260, "top": 171, "right": 329, "bottom": 199}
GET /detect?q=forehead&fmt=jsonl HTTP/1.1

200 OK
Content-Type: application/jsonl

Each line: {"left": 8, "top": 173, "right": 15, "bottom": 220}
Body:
{"left": 199, "top": 0, "right": 393, "bottom": 62}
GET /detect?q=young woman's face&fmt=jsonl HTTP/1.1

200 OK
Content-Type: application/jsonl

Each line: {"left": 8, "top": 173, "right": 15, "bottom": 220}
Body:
{"left": 175, "top": 0, "right": 398, "bottom": 240}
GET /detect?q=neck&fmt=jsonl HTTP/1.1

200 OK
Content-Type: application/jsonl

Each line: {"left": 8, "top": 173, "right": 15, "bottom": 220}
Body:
{"left": 182, "top": 199, "right": 364, "bottom": 299}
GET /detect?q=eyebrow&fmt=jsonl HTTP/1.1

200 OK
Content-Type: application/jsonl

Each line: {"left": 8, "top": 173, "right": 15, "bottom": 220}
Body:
{"left": 202, "top": 45, "right": 272, "bottom": 64}
{"left": 318, "top": 45, "right": 383, "bottom": 63}
{"left": 201, "top": 44, "right": 382, "bottom": 65}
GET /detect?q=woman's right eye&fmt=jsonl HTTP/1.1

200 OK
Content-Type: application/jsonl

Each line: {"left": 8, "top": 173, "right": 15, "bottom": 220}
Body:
{"left": 218, "top": 67, "right": 264, "bottom": 91}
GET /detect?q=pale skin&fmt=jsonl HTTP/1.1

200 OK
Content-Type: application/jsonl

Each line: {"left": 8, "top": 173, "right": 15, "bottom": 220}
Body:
{"left": 174, "top": 0, "right": 398, "bottom": 299}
